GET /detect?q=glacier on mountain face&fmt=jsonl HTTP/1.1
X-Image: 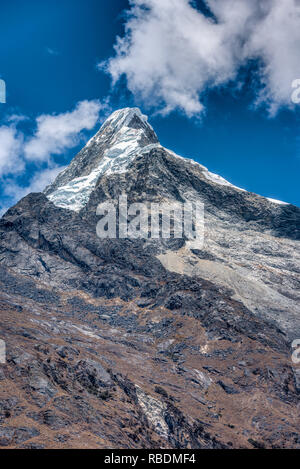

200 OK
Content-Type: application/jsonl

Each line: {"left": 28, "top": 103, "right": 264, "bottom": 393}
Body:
{"left": 47, "top": 109, "right": 160, "bottom": 212}
{"left": 46, "top": 107, "right": 289, "bottom": 212}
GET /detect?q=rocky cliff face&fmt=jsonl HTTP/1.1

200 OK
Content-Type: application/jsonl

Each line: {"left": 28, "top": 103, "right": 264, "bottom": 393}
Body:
{"left": 0, "top": 108, "right": 299, "bottom": 449}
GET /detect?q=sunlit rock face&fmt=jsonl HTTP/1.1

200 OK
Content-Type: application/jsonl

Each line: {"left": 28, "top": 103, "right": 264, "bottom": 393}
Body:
{"left": 0, "top": 108, "right": 299, "bottom": 449}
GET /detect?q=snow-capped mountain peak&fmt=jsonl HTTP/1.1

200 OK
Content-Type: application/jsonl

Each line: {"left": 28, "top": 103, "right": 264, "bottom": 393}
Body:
{"left": 45, "top": 107, "right": 289, "bottom": 212}
{"left": 85, "top": 107, "right": 159, "bottom": 150}
{"left": 100, "top": 107, "right": 155, "bottom": 133}
{"left": 45, "top": 107, "right": 159, "bottom": 211}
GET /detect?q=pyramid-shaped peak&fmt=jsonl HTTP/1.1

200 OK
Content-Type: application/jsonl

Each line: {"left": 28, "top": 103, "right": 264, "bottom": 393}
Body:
{"left": 44, "top": 107, "right": 160, "bottom": 209}
{"left": 100, "top": 107, "right": 158, "bottom": 141}
{"left": 103, "top": 107, "right": 151, "bottom": 129}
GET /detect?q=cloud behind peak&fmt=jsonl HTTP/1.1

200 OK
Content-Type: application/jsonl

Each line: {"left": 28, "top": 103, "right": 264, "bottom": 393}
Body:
{"left": 102, "top": 0, "right": 300, "bottom": 116}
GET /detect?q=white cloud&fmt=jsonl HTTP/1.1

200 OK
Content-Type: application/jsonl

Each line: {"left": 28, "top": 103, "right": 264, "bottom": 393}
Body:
{"left": 0, "top": 99, "right": 105, "bottom": 214}
{"left": 24, "top": 99, "right": 104, "bottom": 161}
{"left": 102, "top": 0, "right": 300, "bottom": 116}
{"left": 3, "top": 165, "right": 65, "bottom": 203}
{"left": 0, "top": 125, "right": 24, "bottom": 175}
{"left": 6, "top": 114, "right": 29, "bottom": 124}
{"left": 245, "top": 0, "right": 300, "bottom": 114}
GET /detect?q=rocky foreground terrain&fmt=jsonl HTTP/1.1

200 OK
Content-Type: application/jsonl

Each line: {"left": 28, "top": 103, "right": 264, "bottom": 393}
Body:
{"left": 0, "top": 108, "right": 299, "bottom": 448}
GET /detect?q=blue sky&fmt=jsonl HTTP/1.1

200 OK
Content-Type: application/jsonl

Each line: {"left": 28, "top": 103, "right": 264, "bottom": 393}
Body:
{"left": 0, "top": 0, "right": 300, "bottom": 212}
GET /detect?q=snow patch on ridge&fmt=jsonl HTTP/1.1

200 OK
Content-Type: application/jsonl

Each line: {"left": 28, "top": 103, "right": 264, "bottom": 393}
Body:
{"left": 164, "top": 148, "right": 289, "bottom": 204}
{"left": 201, "top": 169, "right": 246, "bottom": 192}
{"left": 164, "top": 147, "right": 246, "bottom": 192}
{"left": 203, "top": 171, "right": 288, "bottom": 204}
{"left": 266, "top": 198, "right": 289, "bottom": 205}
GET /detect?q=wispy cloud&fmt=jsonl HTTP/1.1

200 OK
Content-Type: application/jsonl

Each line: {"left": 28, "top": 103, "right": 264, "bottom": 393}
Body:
{"left": 102, "top": 0, "right": 300, "bottom": 116}
{"left": 24, "top": 100, "right": 104, "bottom": 162}
{"left": 0, "top": 99, "right": 106, "bottom": 214}
{"left": 6, "top": 114, "right": 29, "bottom": 124}
{"left": 3, "top": 165, "right": 65, "bottom": 203}
{"left": 46, "top": 47, "right": 60, "bottom": 56}
{"left": 0, "top": 125, "right": 24, "bottom": 175}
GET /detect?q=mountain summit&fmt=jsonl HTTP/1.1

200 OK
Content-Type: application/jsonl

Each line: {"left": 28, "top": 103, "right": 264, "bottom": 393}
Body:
{"left": 45, "top": 108, "right": 159, "bottom": 211}
{"left": 0, "top": 108, "right": 299, "bottom": 449}
{"left": 45, "top": 107, "right": 292, "bottom": 213}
